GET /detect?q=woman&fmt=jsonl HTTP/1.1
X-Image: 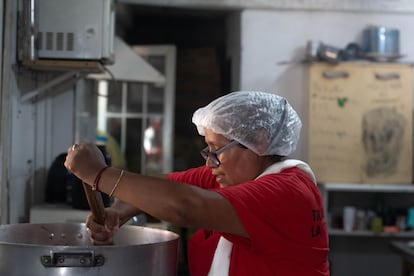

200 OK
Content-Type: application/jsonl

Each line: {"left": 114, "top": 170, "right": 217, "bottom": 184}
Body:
{"left": 65, "top": 91, "right": 330, "bottom": 275}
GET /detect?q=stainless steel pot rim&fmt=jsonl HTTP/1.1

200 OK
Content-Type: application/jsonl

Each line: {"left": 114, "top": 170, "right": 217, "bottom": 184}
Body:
{"left": 0, "top": 240, "right": 179, "bottom": 248}
{"left": 0, "top": 223, "right": 179, "bottom": 248}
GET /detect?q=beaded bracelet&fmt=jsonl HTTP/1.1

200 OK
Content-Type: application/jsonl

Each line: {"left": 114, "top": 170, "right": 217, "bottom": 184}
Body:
{"left": 92, "top": 166, "right": 110, "bottom": 191}
{"left": 109, "top": 169, "right": 124, "bottom": 197}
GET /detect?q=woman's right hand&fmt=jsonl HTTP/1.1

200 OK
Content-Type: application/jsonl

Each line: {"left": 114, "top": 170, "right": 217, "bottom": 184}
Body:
{"left": 85, "top": 208, "right": 120, "bottom": 245}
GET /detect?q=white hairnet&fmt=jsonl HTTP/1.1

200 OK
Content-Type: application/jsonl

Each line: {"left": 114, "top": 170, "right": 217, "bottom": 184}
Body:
{"left": 192, "top": 91, "right": 302, "bottom": 156}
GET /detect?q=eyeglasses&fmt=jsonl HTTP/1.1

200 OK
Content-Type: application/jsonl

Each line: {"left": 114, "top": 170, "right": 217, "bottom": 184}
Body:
{"left": 200, "top": 140, "right": 240, "bottom": 166}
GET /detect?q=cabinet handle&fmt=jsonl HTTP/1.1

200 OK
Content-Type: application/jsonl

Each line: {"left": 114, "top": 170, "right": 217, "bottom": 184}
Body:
{"left": 322, "top": 71, "right": 349, "bottom": 79}
{"left": 375, "top": 73, "right": 400, "bottom": 80}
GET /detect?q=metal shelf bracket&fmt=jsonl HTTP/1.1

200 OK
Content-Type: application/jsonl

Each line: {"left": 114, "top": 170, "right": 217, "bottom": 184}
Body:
{"left": 20, "top": 70, "right": 83, "bottom": 102}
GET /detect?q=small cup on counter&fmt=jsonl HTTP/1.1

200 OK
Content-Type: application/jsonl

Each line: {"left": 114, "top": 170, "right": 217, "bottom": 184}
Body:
{"left": 343, "top": 206, "right": 356, "bottom": 232}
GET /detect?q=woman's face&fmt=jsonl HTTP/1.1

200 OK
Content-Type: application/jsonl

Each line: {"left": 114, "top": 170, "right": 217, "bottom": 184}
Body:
{"left": 203, "top": 128, "right": 271, "bottom": 188}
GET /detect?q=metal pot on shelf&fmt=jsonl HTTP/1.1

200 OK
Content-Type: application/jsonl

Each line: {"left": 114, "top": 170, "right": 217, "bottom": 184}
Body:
{"left": 362, "top": 26, "right": 401, "bottom": 61}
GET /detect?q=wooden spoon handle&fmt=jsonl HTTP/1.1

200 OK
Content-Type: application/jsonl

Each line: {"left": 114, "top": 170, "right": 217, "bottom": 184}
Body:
{"left": 82, "top": 182, "right": 106, "bottom": 225}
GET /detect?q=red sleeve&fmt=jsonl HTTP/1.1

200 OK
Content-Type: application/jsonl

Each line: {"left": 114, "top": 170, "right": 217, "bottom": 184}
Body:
{"left": 215, "top": 167, "right": 329, "bottom": 263}
{"left": 167, "top": 166, "right": 219, "bottom": 189}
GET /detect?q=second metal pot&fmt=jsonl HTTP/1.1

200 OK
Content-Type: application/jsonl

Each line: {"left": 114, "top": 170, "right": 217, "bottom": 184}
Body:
{"left": 362, "top": 26, "right": 400, "bottom": 61}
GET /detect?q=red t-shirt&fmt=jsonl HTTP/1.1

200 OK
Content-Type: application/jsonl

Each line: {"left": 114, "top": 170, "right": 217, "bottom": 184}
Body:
{"left": 168, "top": 166, "right": 330, "bottom": 276}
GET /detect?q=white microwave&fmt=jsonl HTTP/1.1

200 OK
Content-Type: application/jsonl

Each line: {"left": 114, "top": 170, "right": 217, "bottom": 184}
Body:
{"left": 35, "top": 0, "right": 115, "bottom": 64}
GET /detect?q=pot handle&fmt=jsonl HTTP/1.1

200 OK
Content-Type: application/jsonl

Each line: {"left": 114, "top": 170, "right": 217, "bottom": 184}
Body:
{"left": 41, "top": 250, "right": 105, "bottom": 267}
{"left": 82, "top": 182, "right": 106, "bottom": 225}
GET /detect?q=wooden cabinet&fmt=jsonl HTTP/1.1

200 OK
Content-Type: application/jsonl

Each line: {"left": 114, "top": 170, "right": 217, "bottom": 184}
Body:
{"left": 308, "top": 62, "right": 413, "bottom": 184}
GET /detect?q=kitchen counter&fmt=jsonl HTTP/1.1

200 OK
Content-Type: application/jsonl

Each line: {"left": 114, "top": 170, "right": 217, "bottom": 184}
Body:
{"left": 390, "top": 240, "right": 414, "bottom": 276}
{"left": 30, "top": 204, "right": 167, "bottom": 229}
{"left": 30, "top": 204, "right": 90, "bottom": 223}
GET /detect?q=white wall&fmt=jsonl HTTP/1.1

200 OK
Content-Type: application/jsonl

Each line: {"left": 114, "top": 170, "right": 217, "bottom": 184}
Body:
{"left": 239, "top": 9, "right": 414, "bottom": 161}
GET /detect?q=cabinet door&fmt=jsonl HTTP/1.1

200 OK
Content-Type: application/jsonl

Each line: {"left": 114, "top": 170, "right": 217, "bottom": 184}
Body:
{"left": 308, "top": 63, "right": 413, "bottom": 184}
{"left": 309, "top": 63, "right": 364, "bottom": 182}
{"left": 359, "top": 64, "right": 413, "bottom": 183}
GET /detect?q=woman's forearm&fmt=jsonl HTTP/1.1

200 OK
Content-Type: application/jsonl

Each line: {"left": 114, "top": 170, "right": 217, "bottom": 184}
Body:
{"left": 94, "top": 167, "right": 209, "bottom": 228}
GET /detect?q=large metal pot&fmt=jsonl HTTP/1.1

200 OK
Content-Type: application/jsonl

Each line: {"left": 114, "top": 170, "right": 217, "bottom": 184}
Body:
{"left": 0, "top": 223, "right": 179, "bottom": 276}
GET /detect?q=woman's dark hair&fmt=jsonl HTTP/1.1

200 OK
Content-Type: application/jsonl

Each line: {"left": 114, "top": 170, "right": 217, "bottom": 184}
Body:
{"left": 239, "top": 142, "right": 284, "bottom": 163}
{"left": 267, "top": 155, "right": 285, "bottom": 163}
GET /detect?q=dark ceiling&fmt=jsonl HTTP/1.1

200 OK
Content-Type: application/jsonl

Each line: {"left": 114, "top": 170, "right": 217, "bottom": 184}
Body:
{"left": 116, "top": 4, "right": 232, "bottom": 47}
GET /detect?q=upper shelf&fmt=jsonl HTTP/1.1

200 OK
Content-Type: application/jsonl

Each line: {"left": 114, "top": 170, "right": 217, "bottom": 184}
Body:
{"left": 22, "top": 59, "right": 104, "bottom": 72}
{"left": 319, "top": 183, "right": 414, "bottom": 193}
